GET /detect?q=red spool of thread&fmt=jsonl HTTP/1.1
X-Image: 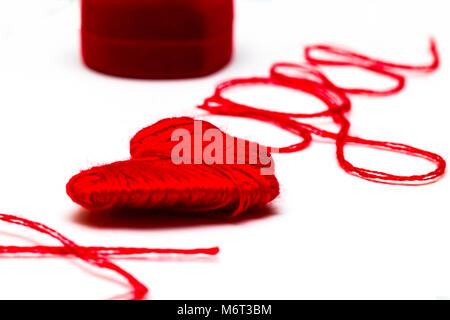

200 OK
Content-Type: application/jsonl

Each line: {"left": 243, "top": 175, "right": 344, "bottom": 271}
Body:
{"left": 81, "top": 0, "right": 234, "bottom": 79}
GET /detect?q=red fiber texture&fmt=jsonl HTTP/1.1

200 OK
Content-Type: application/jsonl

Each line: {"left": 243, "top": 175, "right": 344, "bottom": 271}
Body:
{"left": 0, "top": 213, "right": 218, "bottom": 299}
{"left": 199, "top": 39, "right": 446, "bottom": 185}
{"left": 0, "top": 118, "right": 276, "bottom": 299}
{"left": 1, "top": 41, "right": 446, "bottom": 300}
{"left": 67, "top": 117, "right": 280, "bottom": 217}
{"left": 81, "top": 0, "right": 234, "bottom": 79}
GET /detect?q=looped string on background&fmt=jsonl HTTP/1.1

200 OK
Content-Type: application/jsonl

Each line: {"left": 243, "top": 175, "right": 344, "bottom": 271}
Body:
{"left": 304, "top": 39, "right": 439, "bottom": 95}
{"left": 0, "top": 213, "right": 218, "bottom": 299}
{"left": 0, "top": 40, "right": 446, "bottom": 300}
{"left": 199, "top": 39, "right": 446, "bottom": 185}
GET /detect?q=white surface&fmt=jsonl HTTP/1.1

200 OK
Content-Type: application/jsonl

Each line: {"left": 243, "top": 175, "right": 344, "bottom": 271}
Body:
{"left": 0, "top": 0, "right": 449, "bottom": 299}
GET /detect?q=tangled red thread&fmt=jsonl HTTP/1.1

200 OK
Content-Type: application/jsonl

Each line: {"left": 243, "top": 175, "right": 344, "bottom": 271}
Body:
{"left": 0, "top": 213, "right": 218, "bottom": 299}
{"left": 199, "top": 39, "right": 446, "bottom": 185}
{"left": 0, "top": 40, "right": 446, "bottom": 300}
{"left": 1, "top": 118, "right": 278, "bottom": 299}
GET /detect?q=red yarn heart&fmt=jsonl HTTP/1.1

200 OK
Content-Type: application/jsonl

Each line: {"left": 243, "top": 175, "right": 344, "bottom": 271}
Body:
{"left": 2, "top": 41, "right": 446, "bottom": 301}
{"left": 67, "top": 117, "right": 280, "bottom": 217}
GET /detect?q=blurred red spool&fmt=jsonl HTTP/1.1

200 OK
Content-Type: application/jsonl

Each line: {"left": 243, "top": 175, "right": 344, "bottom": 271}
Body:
{"left": 81, "top": 0, "right": 234, "bottom": 79}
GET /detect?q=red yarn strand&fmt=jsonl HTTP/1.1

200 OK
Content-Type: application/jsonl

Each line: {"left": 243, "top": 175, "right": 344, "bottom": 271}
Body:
{"left": 199, "top": 39, "right": 446, "bottom": 185}
{"left": 0, "top": 246, "right": 219, "bottom": 256}
{"left": 304, "top": 39, "right": 439, "bottom": 96}
{"left": 0, "top": 40, "right": 446, "bottom": 300}
{"left": 0, "top": 213, "right": 218, "bottom": 299}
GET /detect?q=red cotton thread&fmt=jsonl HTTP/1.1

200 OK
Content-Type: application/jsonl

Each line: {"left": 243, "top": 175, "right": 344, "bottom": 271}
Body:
{"left": 1, "top": 40, "right": 446, "bottom": 300}
{"left": 0, "top": 213, "right": 218, "bottom": 299}
{"left": 199, "top": 39, "right": 446, "bottom": 185}
{"left": 67, "top": 117, "right": 280, "bottom": 217}
{"left": 1, "top": 118, "right": 277, "bottom": 299}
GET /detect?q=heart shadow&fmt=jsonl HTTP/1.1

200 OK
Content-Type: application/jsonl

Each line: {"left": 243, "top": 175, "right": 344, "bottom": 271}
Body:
{"left": 70, "top": 204, "right": 280, "bottom": 231}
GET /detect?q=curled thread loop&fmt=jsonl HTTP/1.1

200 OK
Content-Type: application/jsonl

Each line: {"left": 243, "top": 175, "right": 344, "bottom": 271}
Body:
{"left": 200, "top": 39, "right": 445, "bottom": 185}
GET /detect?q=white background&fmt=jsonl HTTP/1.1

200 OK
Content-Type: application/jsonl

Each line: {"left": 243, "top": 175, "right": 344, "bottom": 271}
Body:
{"left": 0, "top": 0, "right": 449, "bottom": 299}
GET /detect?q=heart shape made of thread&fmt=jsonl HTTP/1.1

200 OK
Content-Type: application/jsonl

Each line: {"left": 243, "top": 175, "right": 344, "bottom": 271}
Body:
{"left": 66, "top": 117, "right": 279, "bottom": 217}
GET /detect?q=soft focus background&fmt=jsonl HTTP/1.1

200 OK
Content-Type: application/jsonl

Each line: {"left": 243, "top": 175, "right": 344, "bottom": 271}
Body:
{"left": 0, "top": 0, "right": 449, "bottom": 299}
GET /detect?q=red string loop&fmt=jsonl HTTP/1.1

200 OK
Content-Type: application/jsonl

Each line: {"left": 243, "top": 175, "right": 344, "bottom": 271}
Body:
{"left": 200, "top": 39, "right": 446, "bottom": 185}
{"left": 0, "top": 213, "right": 218, "bottom": 299}
{"left": 0, "top": 40, "right": 446, "bottom": 300}
{"left": 305, "top": 39, "right": 439, "bottom": 72}
{"left": 304, "top": 39, "right": 439, "bottom": 96}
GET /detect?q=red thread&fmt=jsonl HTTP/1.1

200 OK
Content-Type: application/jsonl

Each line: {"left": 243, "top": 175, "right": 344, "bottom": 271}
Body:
{"left": 199, "top": 39, "right": 446, "bottom": 185}
{"left": 67, "top": 117, "right": 280, "bottom": 217}
{"left": 0, "top": 213, "right": 218, "bottom": 299}
{"left": 304, "top": 39, "right": 439, "bottom": 95}
{"left": 0, "top": 246, "right": 219, "bottom": 256}
{"left": 1, "top": 118, "right": 277, "bottom": 299}
{"left": 1, "top": 40, "right": 446, "bottom": 300}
